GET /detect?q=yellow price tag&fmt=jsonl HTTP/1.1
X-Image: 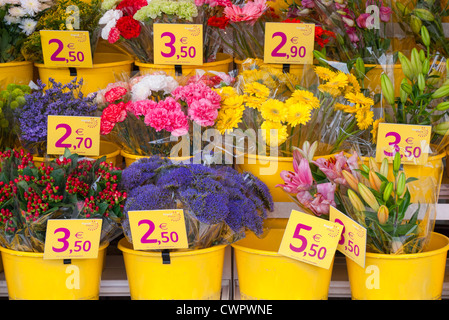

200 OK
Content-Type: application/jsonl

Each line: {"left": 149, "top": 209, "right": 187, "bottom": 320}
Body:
{"left": 278, "top": 210, "right": 343, "bottom": 269}
{"left": 128, "top": 209, "right": 189, "bottom": 251}
{"left": 153, "top": 24, "right": 203, "bottom": 65}
{"left": 44, "top": 219, "right": 102, "bottom": 260}
{"left": 376, "top": 123, "right": 431, "bottom": 165}
{"left": 40, "top": 30, "right": 93, "bottom": 68}
{"left": 263, "top": 22, "right": 315, "bottom": 65}
{"left": 330, "top": 206, "right": 366, "bottom": 268}
{"left": 47, "top": 115, "right": 100, "bottom": 156}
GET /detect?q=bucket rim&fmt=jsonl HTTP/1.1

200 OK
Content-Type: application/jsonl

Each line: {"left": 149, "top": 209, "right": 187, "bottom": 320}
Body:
{"left": 117, "top": 237, "right": 227, "bottom": 257}
{"left": 34, "top": 53, "right": 134, "bottom": 69}
{"left": 135, "top": 52, "right": 233, "bottom": 68}
{"left": 120, "top": 149, "right": 192, "bottom": 161}
{"left": 0, "top": 60, "right": 33, "bottom": 68}
{"left": 232, "top": 232, "right": 449, "bottom": 259}
{"left": 0, "top": 241, "right": 109, "bottom": 258}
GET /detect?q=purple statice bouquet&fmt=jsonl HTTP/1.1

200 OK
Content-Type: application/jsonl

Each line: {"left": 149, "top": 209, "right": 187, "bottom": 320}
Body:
{"left": 121, "top": 156, "right": 273, "bottom": 249}
{"left": 15, "top": 78, "right": 97, "bottom": 157}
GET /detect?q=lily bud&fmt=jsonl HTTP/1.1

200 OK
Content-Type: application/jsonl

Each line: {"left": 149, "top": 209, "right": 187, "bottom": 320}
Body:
{"left": 342, "top": 170, "right": 359, "bottom": 191}
{"left": 434, "top": 122, "right": 449, "bottom": 135}
{"left": 377, "top": 205, "right": 389, "bottom": 224}
{"left": 358, "top": 183, "right": 380, "bottom": 211}
{"left": 380, "top": 158, "right": 389, "bottom": 177}
{"left": 361, "top": 164, "right": 370, "bottom": 173}
{"left": 313, "top": 50, "right": 327, "bottom": 65}
{"left": 436, "top": 101, "right": 449, "bottom": 111}
{"left": 418, "top": 73, "right": 426, "bottom": 92}
{"left": 413, "top": 8, "right": 435, "bottom": 21}
{"left": 348, "top": 189, "right": 365, "bottom": 212}
{"left": 401, "top": 81, "right": 413, "bottom": 94}
{"left": 422, "top": 58, "right": 430, "bottom": 75}
{"left": 400, "top": 79, "right": 409, "bottom": 104}
{"left": 383, "top": 181, "right": 394, "bottom": 202}
{"left": 381, "top": 74, "right": 395, "bottom": 105}
{"left": 419, "top": 49, "right": 426, "bottom": 62}
{"left": 368, "top": 157, "right": 379, "bottom": 173}
{"left": 397, "top": 172, "right": 406, "bottom": 197}
{"left": 355, "top": 57, "right": 365, "bottom": 80}
{"left": 396, "top": 2, "right": 411, "bottom": 16}
{"left": 398, "top": 52, "right": 414, "bottom": 81}
{"left": 421, "top": 26, "right": 431, "bottom": 47}
{"left": 431, "top": 84, "right": 449, "bottom": 99}
{"left": 411, "top": 48, "right": 422, "bottom": 77}
{"left": 369, "top": 170, "right": 382, "bottom": 191}
{"left": 393, "top": 151, "right": 401, "bottom": 174}
{"left": 410, "top": 15, "right": 422, "bottom": 34}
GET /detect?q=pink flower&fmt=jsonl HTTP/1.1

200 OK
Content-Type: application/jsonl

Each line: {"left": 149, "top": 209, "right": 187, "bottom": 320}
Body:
{"left": 301, "top": 0, "right": 315, "bottom": 8}
{"left": 312, "top": 152, "right": 359, "bottom": 187}
{"left": 308, "top": 183, "right": 336, "bottom": 216}
{"left": 144, "top": 107, "right": 170, "bottom": 132}
{"left": 224, "top": 0, "right": 267, "bottom": 25}
{"left": 379, "top": 5, "right": 392, "bottom": 22}
{"left": 158, "top": 96, "right": 183, "bottom": 112}
{"left": 104, "top": 86, "right": 128, "bottom": 103}
{"left": 188, "top": 98, "right": 219, "bottom": 127}
{"left": 167, "top": 110, "right": 189, "bottom": 136}
{"left": 276, "top": 157, "right": 314, "bottom": 193}
{"left": 108, "top": 27, "right": 120, "bottom": 43}
{"left": 356, "top": 13, "right": 370, "bottom": 28}
{"left": 128, "top": 100, "right": 157, "bottom": 117}
{"left": 347, "top": 27, "right": 360, "bottom": 43}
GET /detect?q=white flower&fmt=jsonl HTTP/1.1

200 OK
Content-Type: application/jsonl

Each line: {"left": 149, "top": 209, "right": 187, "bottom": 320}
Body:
{"left": 4, "top": 14, "right": 21, "bottom": 24}
{"left": 99, "top": 9, "right": 123, "bottom": 25}
{"left": 19, "top": 18, "right": 37, "bottom": 35}
{"left": 100, "top": 19, "right": 117, "bottom": 40}
{"left": 20, "top": 0, "right": 41, "bottom": 15}
{"left": 8, "top": 6, "right": 26, "bottom": 17}
{"left": 131, "top": 82, "right": 152, "bottom": 101}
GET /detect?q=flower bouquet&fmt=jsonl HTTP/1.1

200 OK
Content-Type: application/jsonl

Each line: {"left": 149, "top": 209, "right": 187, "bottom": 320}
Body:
{"left": 0, "top": 83, "right": 31, "bottom": 150}
{"left": 120, "top": 156, "right": 273, "bottom": 249}
{"left": 98, "top": 71, "right": 234, "bottom": 158}
{"left": 0, "top": 148, "right": 127, "bottom": 252}
{"left": 14, "top": 78, "right": 97, "bottom": 157}
{"left": 20, "top": 0, "right": 103, "bottom": 63}
{"left": 0, "top": 0, "right": 53, "bottom": 63}
{"left": 216, "top": 61, "right": 375, "bottom": 157}
{"left": 100, "top": 0, "right": 223, "bottom": 63}
{"left": 336, "top": 152, "right": 437, "bottom": 254}
{"left": 378, "top": 39, "right": 449, "bottom": 155}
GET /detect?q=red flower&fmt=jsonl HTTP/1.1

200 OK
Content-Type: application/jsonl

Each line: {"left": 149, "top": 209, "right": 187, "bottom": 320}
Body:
{"left": 207, "top": 16, "right": 230, "bottom": 29}
{"left": 116, "top": 16, "right": 141, "bottom": 39}
{"left": 102, "top": 102, "right": 128, "bottom": 124}
{"left": 282, "top": 19, "right": 336, "bottom": 48}
{"left": 116, "top": 0, "right": 147, "bottom": 15}
{"left": 104, "top": 86, "right": 128, "bottom": 103}
{"left": 100, "top": 118, "right": 115, "bottom": 135}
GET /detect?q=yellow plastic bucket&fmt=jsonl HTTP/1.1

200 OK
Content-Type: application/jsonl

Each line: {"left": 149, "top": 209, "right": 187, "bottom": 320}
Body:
{"left": 32, "top": 140, "right": 121, "bottom": 168}
{"left": 232, "top": 218, "right": 334, "bottom": 300}
{"left": 346, "top": 232, "right": 449, "bottom": 300}
{"left": 35, "top": 53, "right": 134, "bottom": 95}
{"left": 0, "top": 242, "right": 108, "bottom": 300}
{"left": 118, "top": 238, "right": 226, "bottom": 300}
{"left": 135, "top": 53, "right": 233, "bottom": 77}
{"left": 362, "top": 151, "right": 445, "bottom": 202}
{"left": 0, "top": 61, "right": 34, "bottom": 91}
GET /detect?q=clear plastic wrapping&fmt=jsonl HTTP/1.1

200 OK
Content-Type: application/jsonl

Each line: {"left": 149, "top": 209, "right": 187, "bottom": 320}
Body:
{"left": 120, "top": 155, "right": 273, "bottom": 250}
{"left": 0, "top": 149, "right": 126, "bottom": 252}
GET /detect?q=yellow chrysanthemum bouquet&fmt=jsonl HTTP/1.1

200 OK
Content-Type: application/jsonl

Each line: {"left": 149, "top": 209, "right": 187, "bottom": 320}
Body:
{"left": 213, "top": 61, "right": 375, "bottom": 157}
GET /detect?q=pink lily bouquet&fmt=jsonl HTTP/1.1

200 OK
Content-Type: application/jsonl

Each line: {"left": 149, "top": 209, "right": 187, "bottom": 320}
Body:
{"left": 97, "top": 71, "right": 234, "bottom": 157}
{"left": 277, "top": 141, "right": 360, "bottom": 218}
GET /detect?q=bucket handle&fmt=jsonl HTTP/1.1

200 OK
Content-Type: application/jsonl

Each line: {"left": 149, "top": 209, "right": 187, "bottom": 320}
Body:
{"left": 162, "top": 249, "right": 170, "bottom": 264}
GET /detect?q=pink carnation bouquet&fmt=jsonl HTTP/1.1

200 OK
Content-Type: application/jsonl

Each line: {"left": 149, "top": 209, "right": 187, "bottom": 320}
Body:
{"left": 97, "top": 72, "right": 231, "bottom": 157}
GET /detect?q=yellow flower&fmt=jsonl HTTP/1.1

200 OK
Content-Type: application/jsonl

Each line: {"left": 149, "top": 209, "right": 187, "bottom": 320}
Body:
{"left": 334, "top": 102, "right": 356, "bottom": 113}
{"left": 345, "top": 92, "right": 374, "bottom": 108}
{"left": 370, "top": 118, "right": 384, "bottom": 143}
{"left": 286, "top": 89, "right": 320, "bottom": 109}
{"left": 260, "top": 99, "right": 287, "bottom": 122}
{"left": 245, "top": 95, "right": 266, "bottom": 110}
{"left": 244, "top": 82, "right": 270, "bottom": 99}
{"left": 318, "top": 72, "right": 349, "bottom": 97}
{"left": 215, "top": 86, "right": 238, "bottom": 101}
{"left": 223, "top": 95, "right": 245, "bottom": 109}
{"left": 355, "top": 108, "right": 374, "bottom": 130}
{"left": 345, "top": 73, "right": 361, "bottom": 95}
{"left": 314, "top": 66, "right": 337, "bottom": 81}
{"left": 261, "top": 120, "right": 289, "bottom": 147}
{"left": 215, "top": 108, "right": 244, "bottom": 134}
{"left": 286, "top": 103, "right": 312, "bottom": 127}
